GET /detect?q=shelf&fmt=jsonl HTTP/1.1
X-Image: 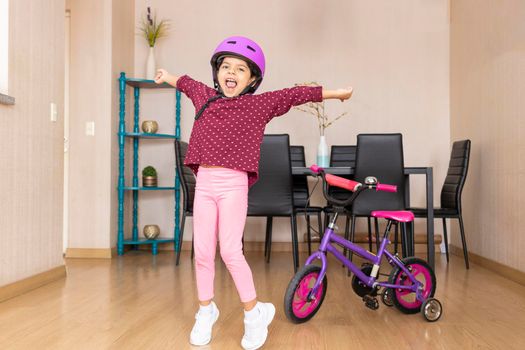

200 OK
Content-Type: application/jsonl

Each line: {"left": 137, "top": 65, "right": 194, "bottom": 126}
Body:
{"left": 125, "top": 78, "right": 174, "bottom": 89}
{"left": 120, "top": 132, "right": 178, "bottom": 139}
{"left": 120, "top": 186, "right": 177, "bottom": 191}
{"left": 118, "top": 72, "right": 182, "bottom": 257}
{"left": 122, "top": 238, "right": 175, "bottom": 245}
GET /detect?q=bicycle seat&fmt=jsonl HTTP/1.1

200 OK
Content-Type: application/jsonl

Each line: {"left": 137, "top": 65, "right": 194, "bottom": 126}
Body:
{"left": 371, "top": 210, "right": 414, "bottom": 223}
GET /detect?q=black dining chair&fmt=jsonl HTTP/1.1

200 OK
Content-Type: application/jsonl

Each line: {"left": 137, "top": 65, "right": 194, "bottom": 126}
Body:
{"left": 289, "top": 145, "right": 324, "bottom": 255}
{"left": 248, "top": 134, "right": 300, "bottom": 272}
{"left": 409, "top": 140, "right": 471, "bottom": 269}
{"left": 348, "top": 134, "right": 411, "bottom": 259}
{"left": 323, "top": 145, "right": 357, "bottom": 247}
{"left": 174, "top": 140, "right": 196, "bottom": 266}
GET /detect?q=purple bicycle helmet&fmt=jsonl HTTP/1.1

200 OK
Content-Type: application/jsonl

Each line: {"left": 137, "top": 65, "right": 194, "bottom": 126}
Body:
{"left": 210, "top": 36, "right": 266, "bottom": 94}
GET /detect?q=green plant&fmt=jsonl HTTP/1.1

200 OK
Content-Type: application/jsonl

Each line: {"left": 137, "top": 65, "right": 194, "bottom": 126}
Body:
{"left": 138, "top": 7, "right": 170, "bottom": 48}
{"left": 142, "top": 166, "right": 157, "bottom": 177}
{"left": 294, "top": 82, "right": 348, "bottom": 136}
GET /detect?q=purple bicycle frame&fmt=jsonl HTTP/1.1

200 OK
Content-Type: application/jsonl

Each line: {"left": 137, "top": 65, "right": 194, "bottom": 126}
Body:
{"left": 305, "top": 226, "right": 426, "bottom": 302}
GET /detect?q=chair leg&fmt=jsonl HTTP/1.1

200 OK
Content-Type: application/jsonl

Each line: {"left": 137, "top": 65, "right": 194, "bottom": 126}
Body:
{"left": 343, "top": 214, "right": 350, "bottom": 258}
{"left": 442, "top": 218, "right": 449, "bottom": 263}
{"left": 265, "top": 216, "right": 273, "bottom": 263}
{"left": 264, "top": 217, "right": 270, "bottom": 257}
{"left": 349, "top": 215, "right": 357, "bottom": 263}
{"left": 367, "top": 217, "right": 373, "bottom": 252}
{"left": 176, "top": 213, "right": 186, "bottom": 266}
{"left": 374, "top": 217, "right": 380, "bottom": 252}
{"left": 291, "top": 215, "right": 299, "bottom": 272}
{"left": 306, "top": 214, "right": 312, "bottom": 255}
{"left": 317, "top": 212, "right": 323, "bottom": 241}
{"left": 400, "top": 223, "right": 407, "bottom": 258}
{"left": 458, "top": 215, "right": 470, "bottom": 269}
{"left": 347, "top": 215, "right": 357, "bottom": 277}
{"left": 191, "top": 236, "right": 194, "bottom": 260}
{"left": 394, "top": 223, "right": 399, "bottom": 255}
{"left": 408, "top": 221, "right": 415, "bottom": 256}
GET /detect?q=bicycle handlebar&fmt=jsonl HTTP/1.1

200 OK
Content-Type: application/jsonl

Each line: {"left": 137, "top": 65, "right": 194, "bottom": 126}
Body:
{"left": 376, "top": 183, "right": 397, "bottom": 192}
{"left": 309, "top": 164, "right": 397, "bottom": 207}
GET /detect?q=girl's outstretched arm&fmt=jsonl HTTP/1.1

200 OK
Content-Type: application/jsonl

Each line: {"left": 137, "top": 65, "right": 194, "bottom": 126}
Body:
{"left": 154, "top": 69, "right": 180, "bottom": 87}
{"left": 322, "top": 87, "right": 353, "bottom": 102}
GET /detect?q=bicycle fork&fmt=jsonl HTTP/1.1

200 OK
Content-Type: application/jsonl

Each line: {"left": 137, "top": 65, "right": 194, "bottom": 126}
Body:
{"left": 303, "top": 211, "right": 341, "bottom": 301}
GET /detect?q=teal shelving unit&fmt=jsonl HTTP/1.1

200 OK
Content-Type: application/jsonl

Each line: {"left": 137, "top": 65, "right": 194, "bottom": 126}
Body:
{"left": 117, "top": 72, "right": 182, "bottom": 255}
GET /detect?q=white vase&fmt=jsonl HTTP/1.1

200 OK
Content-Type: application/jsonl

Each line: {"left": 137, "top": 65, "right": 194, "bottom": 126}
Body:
{"left": 317, "top": 135, "right": 329, "bottom": 167}
{"left": 146, "top": 47, "right": 156, "bottom": 80}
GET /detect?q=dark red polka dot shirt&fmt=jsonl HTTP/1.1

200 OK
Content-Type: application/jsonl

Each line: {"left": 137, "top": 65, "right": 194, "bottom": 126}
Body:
{"left": 176, "top": 75, "right": 323, "bottom": 187}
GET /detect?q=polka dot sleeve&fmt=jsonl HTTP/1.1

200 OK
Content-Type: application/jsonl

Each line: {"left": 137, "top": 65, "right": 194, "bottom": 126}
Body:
{"left": 176, "top": 75, "right": 217, "bottom": 109}
{"left": 256, "top": 85, "right": 323, "bottom": 122}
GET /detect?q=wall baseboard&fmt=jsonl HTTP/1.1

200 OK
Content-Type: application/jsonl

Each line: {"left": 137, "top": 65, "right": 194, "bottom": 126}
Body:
{"left": 449, "top": 245, "right": 525, "bottom": 287}
{"left": 65, "top": 248, "right": 115, "bottom": 259}
{"left": 0, "top": 265, "right": 66, "bottom": 303}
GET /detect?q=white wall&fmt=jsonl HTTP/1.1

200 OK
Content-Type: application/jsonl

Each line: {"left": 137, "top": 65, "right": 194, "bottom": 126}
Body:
{"left": 451, "top": 0, "right": 525, "bottom": 272}
{"left": 0, "top": 0, "right": 65, "bottom": 286}
{"left": 0, "top": 0, "right": 8, "bottom": 95}
{"left": 66, "top": 0, "right": 134, "bottom": 252}
{"left": 133, "top": 0, "right": 450, "bottom": 244}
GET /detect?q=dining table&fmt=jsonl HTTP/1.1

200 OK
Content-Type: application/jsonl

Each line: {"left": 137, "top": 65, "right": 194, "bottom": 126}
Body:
{"left": 291, "top": 166, "right": 435, "bottom": 269}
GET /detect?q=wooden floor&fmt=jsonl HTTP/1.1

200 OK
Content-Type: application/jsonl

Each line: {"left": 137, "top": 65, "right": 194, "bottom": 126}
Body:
{"left": 1, "top": 251, "right": 525, "bottom": 350}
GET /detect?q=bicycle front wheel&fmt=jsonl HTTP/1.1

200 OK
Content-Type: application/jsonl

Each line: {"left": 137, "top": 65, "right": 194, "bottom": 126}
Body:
{"left": 284, "top": 264, "right": 328, "bottom": 323}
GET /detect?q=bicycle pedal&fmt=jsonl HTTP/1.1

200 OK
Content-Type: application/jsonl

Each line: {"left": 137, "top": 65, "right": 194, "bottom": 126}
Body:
{"left": 362, "top": 295, "right": 379, "bottom": 311}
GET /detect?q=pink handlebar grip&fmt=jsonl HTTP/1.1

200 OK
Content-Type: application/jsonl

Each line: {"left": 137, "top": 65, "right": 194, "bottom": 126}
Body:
{"left": 376, "top": 183, "right": 397, "bottom": 193}
{"left": 309, "top": 164, "right": 323, "bottom": 174}
{"left": 326, "top": 174, "right": 362, "bottom": 192}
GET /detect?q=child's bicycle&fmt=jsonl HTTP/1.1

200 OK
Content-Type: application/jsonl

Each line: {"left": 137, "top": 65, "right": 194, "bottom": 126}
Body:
{"left": 284, "top": 165, "right": 442, "bottom": 322}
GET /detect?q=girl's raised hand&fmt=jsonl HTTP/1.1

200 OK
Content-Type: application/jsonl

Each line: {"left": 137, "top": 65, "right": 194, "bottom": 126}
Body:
{"left": 322, "top": 87, "right": 354, "bottom": 101}
{"left": 337, "top": 87, "right": 353, "bottom": 102}
{"left": 154, "top": 69, "right": 169, "bottom": 84}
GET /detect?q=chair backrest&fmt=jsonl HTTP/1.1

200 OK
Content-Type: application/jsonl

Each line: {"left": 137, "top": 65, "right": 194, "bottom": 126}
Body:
{"left": 352, "top": 134, "right": 405, "bottom": 215}
{"left": 440, "top": 140, "right": 471, "bottom": 212}
{"left": 290, "top": 145, "right": 309, "bottom": 208}
{"left": 174, "top": 140, "right": 196, "bottom": 212}
{"left": 330, "top": 145, "right": 357, "bottom": 167}
{"left": 248, "top": 135, "right": 294, "bottom": 216}
{"left": 328, "top": 145, "right": 357, "bottom": 200}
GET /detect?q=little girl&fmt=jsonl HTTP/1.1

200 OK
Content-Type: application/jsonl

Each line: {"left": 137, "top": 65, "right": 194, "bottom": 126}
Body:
{"left": 155, "top": 36, "right": 352, "bottom": 350}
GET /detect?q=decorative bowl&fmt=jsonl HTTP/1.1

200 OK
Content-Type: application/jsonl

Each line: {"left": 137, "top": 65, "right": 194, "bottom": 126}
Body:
{"left": 141, "top": 120, "right": 158, "bottom": 133}
{"left": 143, "top": 224, "right": 160, "bottom": 240}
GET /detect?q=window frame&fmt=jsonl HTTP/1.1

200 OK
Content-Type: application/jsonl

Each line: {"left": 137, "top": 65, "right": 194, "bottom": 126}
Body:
{"left": 0, "top": 0, "right": 14, "bottom": 105}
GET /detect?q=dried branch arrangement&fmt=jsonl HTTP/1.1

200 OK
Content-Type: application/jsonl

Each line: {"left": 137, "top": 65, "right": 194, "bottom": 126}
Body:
{"left": 294, "top": 82, "right": 348, "bottom": 136}
{"left": 138, "top": 7, "right": 170, "bottom": 48}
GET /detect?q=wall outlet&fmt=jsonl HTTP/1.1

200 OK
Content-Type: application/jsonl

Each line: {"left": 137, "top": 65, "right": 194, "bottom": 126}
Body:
{"left": 85, "top": 121, "right": 95, "bottom": 136}
{"left": 50, "top": 102, "right": 58, "bottom": 122}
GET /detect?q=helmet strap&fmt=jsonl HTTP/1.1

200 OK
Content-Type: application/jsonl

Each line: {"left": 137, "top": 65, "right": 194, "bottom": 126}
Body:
{"left": 195, "top": 94, "right": 223, "bottom": 120}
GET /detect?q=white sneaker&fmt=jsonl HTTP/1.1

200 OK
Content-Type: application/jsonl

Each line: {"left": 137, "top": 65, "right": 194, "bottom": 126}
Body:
{"left": 189, "top": 301, "right": 220, "bottom": 346}
{"left": 241, "top": 302, "right": 276, "bottom": 350}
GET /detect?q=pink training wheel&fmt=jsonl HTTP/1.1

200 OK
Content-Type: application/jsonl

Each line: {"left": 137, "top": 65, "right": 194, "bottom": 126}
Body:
{"left": 284, "top": 264, "right": 328, "bottom": 324}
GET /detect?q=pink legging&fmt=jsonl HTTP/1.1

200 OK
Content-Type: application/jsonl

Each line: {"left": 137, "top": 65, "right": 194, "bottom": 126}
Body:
{"left": 193, "top": 167, "right": 256, "bottom": 303}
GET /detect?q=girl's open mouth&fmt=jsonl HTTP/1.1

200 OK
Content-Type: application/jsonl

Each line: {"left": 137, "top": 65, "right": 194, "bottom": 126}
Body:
{"left": 225, "top": 78, "right": 237, "bottom": 89}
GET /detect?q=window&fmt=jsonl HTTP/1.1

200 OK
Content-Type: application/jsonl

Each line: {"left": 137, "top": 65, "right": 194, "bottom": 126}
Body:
{"left": 0, "top": 0, "right": 11, "bottom": 103}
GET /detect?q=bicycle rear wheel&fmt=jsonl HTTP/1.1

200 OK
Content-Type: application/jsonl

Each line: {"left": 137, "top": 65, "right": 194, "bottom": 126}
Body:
{"left": 284, "top": 264, "right": 328, "bottom": 323}
{"left": 388, "top": 257, "right": 436, "bottom": 314}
